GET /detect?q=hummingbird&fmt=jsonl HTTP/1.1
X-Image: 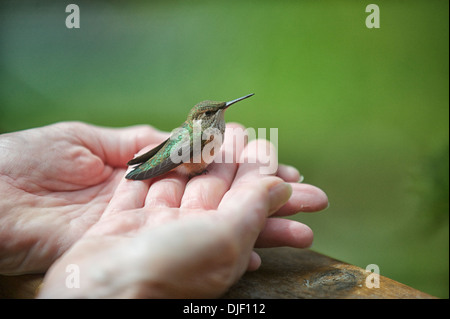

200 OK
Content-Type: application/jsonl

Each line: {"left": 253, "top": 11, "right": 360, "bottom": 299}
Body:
{"left": 125, "top": 93, "right": 254, "bottom": 180}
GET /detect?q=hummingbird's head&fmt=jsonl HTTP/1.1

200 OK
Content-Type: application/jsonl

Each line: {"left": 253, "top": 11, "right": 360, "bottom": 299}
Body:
{"left": 187, "top": 101, "right": 226, "bottom": 123}
{"left": 187, "top": 94, "right": 254, "bottom": 124}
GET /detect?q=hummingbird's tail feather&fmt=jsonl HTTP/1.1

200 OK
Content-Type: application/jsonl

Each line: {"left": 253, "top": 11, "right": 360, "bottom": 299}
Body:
{"left": 127, "top": 138, "right": 170, "bottom": 166}
{"left": 125, "top": 157, "right": 181, "bottom": 180}
{"left": 125, "top": 167, "right": 148, "bottom": 180}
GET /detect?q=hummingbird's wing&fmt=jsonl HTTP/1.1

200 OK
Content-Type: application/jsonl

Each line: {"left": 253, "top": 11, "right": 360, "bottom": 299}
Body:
{"left": 125, "top": 129, "right": 193, "bottom": 180}
{"left": 127, "top": 138, "right": 170, "bottom": 165}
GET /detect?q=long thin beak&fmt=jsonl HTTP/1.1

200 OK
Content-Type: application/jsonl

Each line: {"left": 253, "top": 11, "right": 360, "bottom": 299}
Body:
{"left": 224, "top": 93, "right": 254, "bottom": 109}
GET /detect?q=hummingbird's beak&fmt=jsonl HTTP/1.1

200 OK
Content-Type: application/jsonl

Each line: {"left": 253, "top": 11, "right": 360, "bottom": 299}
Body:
{"left": 224, "top": 93, "right": 254, "bottom": 109}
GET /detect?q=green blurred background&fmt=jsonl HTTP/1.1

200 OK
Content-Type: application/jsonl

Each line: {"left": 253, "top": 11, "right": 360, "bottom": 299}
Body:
{"left": 0, "top": 0, "right": 448, "bottom": 298}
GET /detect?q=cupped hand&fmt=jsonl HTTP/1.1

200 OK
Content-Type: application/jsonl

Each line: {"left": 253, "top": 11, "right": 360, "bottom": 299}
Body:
{"left": 0, "top": 121, "right": 166, "bottom": 274}
{"left": 0, "top": 121, "right": 327, "bottom": 286}
{"left": 38, "top": 123, "right": 328, "bottom": 298}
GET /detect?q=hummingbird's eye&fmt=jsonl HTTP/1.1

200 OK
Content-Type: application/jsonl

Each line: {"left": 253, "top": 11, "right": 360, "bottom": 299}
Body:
{"left": 204, "top": 110, "right": 215, "bottom": 117}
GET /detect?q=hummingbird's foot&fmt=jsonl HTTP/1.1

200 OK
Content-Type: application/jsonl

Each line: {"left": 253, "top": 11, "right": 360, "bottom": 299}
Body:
{"left": 189, "top": 169, "right": 209, "bottom": 178}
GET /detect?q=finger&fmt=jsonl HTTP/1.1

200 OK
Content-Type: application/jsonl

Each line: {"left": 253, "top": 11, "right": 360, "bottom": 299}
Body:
{"left": 232, "top": 139, "right": 278, "bottom": 187}
{"left": 145, "top": 171, "right": 188, "bottom": 208}
{"left": 277, "top": 164, "right": 302, "bottom": 183}
{"left": 218, "top": 178, "right": 292, "bottom": 276}
{"left": 273, "top": 183, "right": 329, "bottom": 216}
{"left": 104, "top": 175, "right": 151, "bottom": 213}
{"left": 78, "top": 123, "right": 170, "bottom": 168}
{"left": 254, "top": 218, "right": 314, "bottom": 248}
{"left": 180, "top": 123, "right": 247, "bottom": 210}
{"left": 220, "top": 122, "right": 250, "bottom": 163}
{"left": 219, "top": 177, "right": 290, "bottom": 230}
{"left": 247, "top": 251, "right": 261, "bottom": 271}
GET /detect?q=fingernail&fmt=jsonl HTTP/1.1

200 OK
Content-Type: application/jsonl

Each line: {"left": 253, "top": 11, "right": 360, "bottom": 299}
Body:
{"left": 298, "top": 174, "right": 304, "bottom": 183}
{"left": 269, "top": 182, "right": 292, "bottom": 214}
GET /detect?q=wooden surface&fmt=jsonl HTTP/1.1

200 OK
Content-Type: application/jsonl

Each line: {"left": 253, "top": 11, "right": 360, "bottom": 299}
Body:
{"left": 0, "top": 274, "right": 43, "bottom": 299}
{"left": 0, "top": 248, "right": 435, "bottom": 299}
{"left": 223, "top": 247, "right": 435, "bottom": 299}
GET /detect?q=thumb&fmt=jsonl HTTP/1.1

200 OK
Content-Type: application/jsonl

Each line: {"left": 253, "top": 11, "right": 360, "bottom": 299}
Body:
{"left": 219, "top": 177, "right": 292, "bottom": 241}
{"left": 77, "top": 123, "right": 169, "bottom": 167}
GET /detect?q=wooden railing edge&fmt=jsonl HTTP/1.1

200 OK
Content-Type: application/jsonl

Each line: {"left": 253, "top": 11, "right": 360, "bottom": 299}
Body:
{"left": 0, "top": 247, "right": 436, "bottom": 299}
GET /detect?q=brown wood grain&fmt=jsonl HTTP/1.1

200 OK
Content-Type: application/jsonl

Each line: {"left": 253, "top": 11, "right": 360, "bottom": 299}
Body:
{"left": 223, "top": 247, "right": 435, "bottom": 299}
{"left": 0, "top": 274, "right": 43, "bottom": 299}
{"left": 0, "top": 248, "right": 435, "bottom": 299}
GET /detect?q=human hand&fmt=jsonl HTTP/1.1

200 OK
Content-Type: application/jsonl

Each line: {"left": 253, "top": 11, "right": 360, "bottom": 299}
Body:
{"left": 0, "top": 121, "right": 167, "bottom": 274}
{"left": 37, "top": 124, "right": 328, "bottom": 298}
{"left": 0, "top": 121, "right": 327, "bottom": 295}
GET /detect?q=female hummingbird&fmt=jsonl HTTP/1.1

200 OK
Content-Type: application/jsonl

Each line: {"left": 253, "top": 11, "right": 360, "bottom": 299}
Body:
{"left": 125, "top": 93, "right": 254, "bottom": 180}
